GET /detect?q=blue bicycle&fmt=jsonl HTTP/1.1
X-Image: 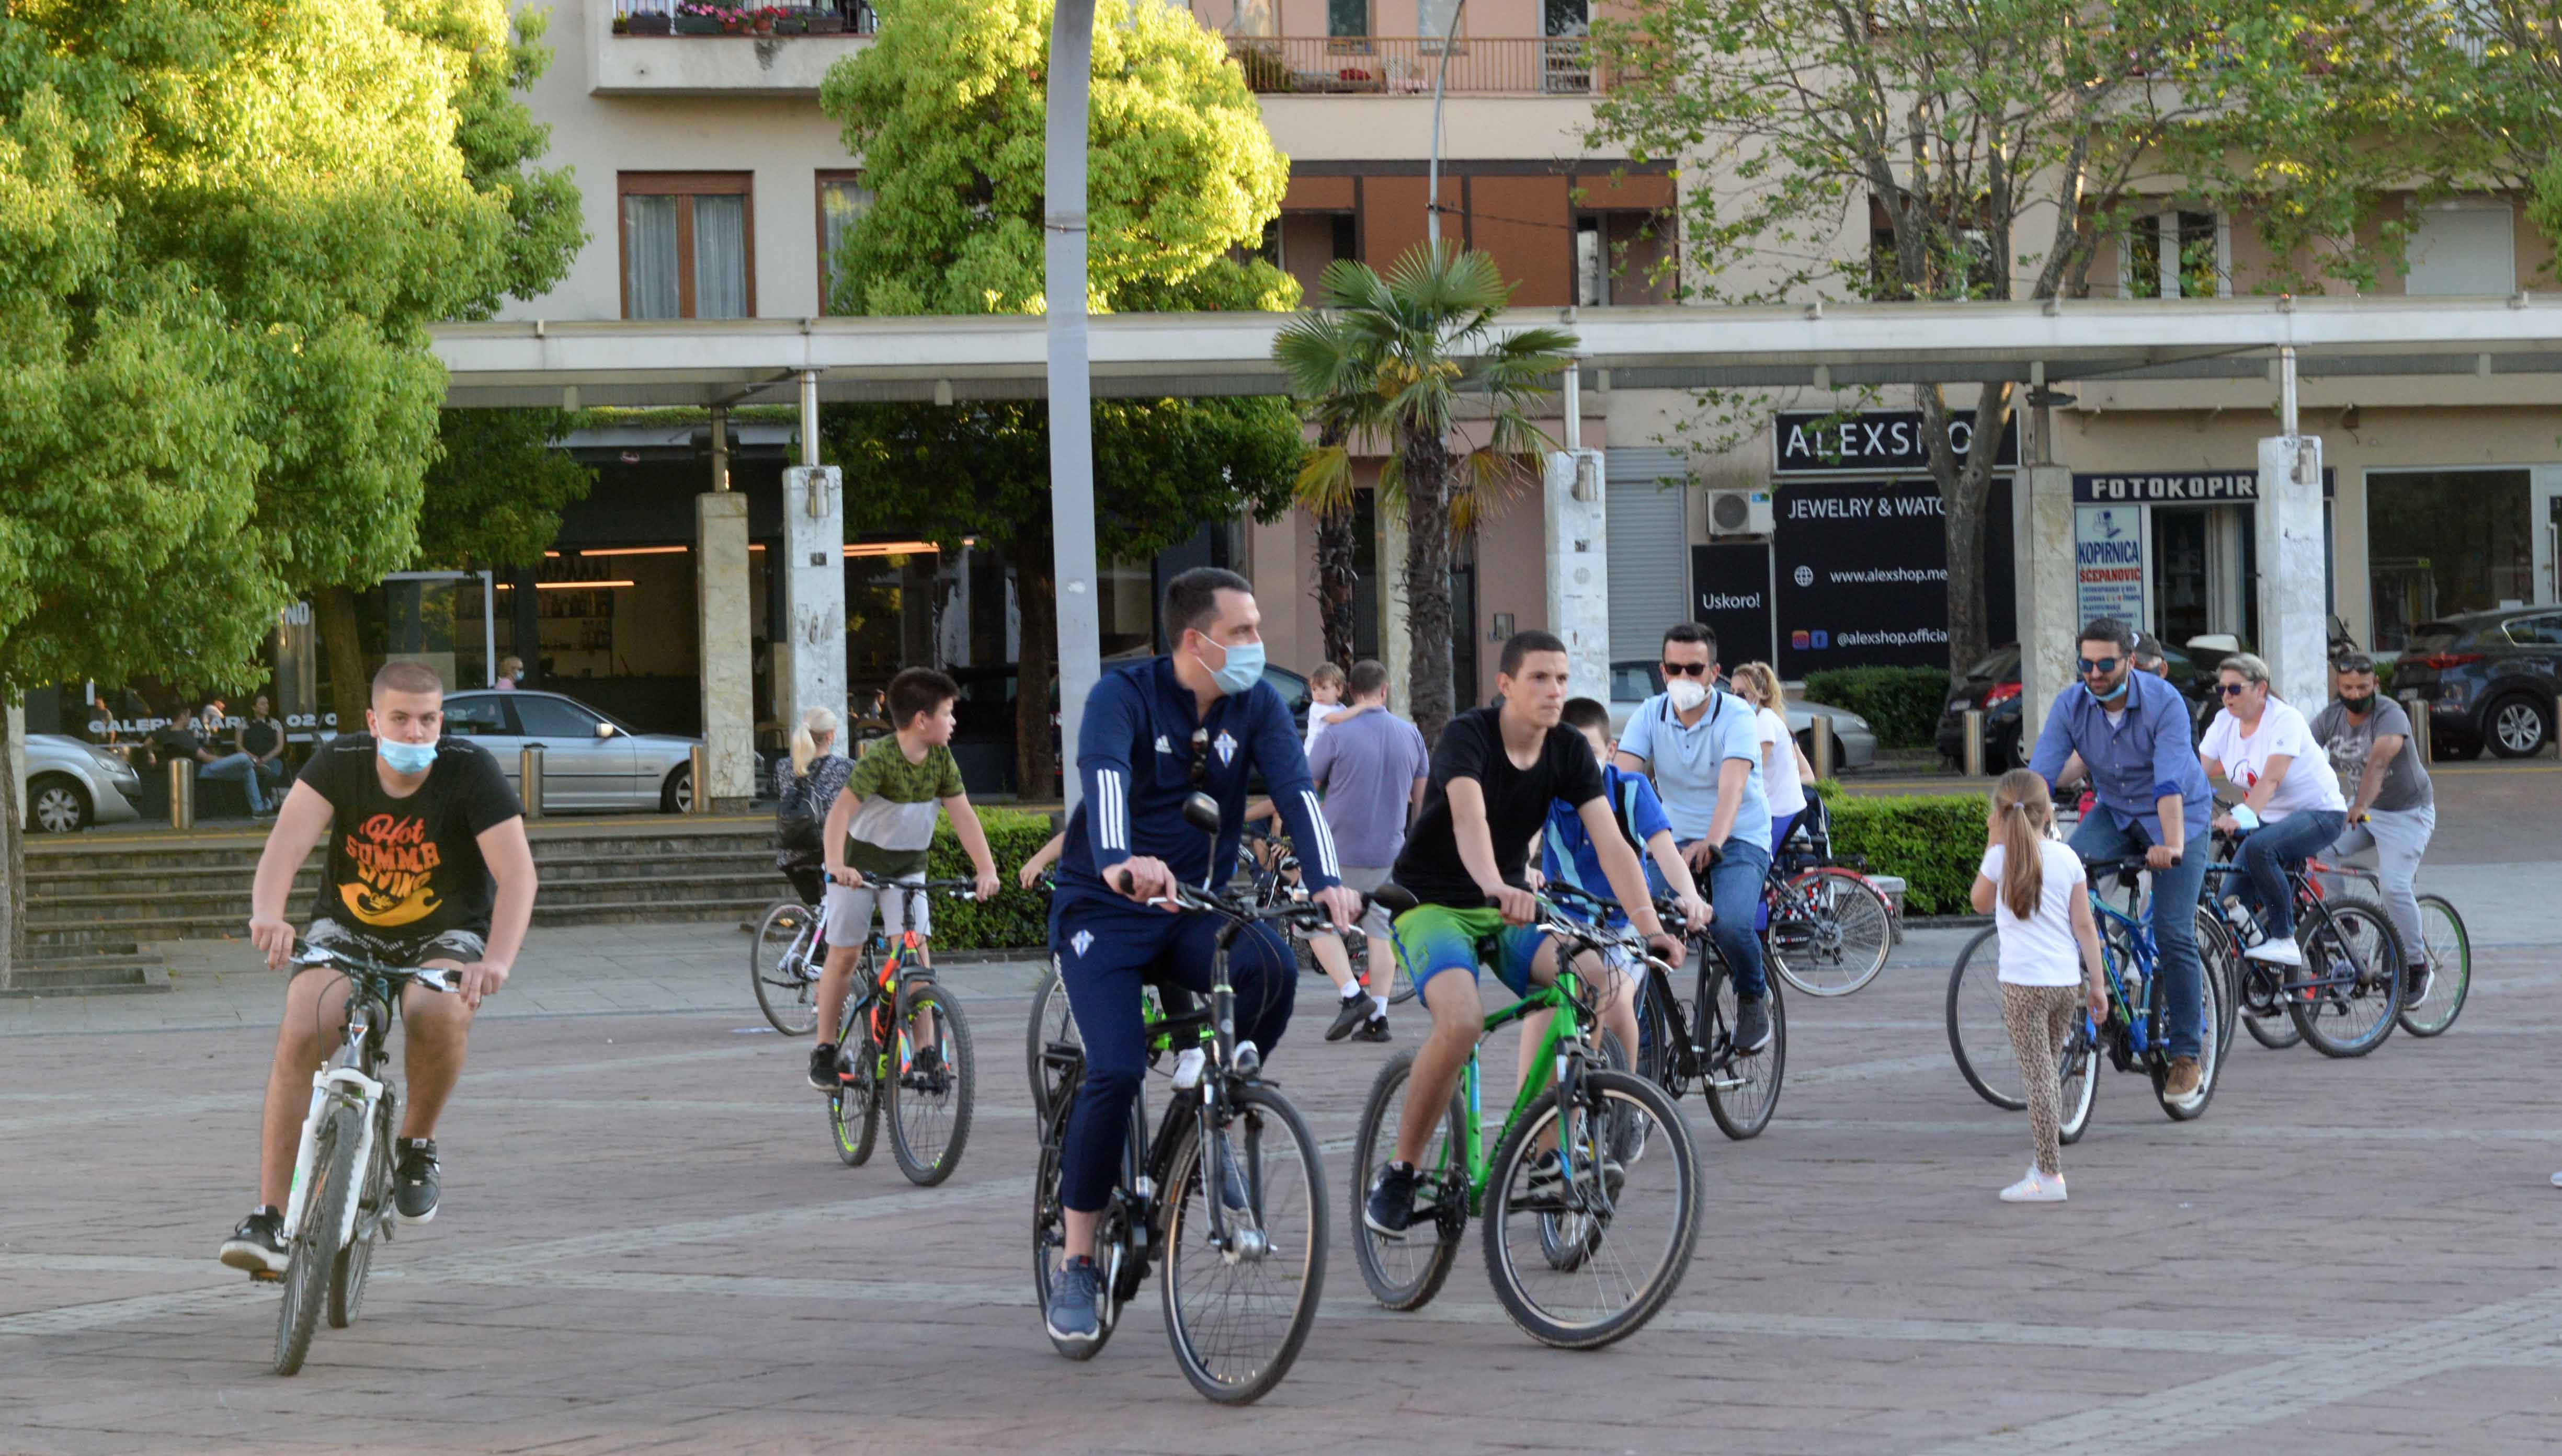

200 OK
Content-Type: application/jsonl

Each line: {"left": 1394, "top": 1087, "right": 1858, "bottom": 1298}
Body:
{"left": 1949, "top": 856, "right": 2225, "bottom": 1125}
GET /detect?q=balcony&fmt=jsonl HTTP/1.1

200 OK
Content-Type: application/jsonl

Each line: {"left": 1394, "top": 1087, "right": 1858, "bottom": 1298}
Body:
{"left": 595, "top": 1, "right": 879, "bottom": 95}
{"left": 1226, "top": 36, "right": 1607, "bottom": 96}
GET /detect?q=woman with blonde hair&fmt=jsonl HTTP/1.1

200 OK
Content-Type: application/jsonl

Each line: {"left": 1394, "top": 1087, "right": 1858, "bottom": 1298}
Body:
{"left": 1969, "top": 770, "right": 2110, "bottom": 1202}
{"left": 775, "top": 706, "right": 855, "bottom": 905}
{"left": 1727, "top": 662, "right": 1817, "bottom": 857}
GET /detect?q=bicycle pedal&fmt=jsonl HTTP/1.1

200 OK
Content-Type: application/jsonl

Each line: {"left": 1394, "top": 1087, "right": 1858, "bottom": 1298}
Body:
{"left": 248, "top": 1268, "right": 284, "bottom": 1284}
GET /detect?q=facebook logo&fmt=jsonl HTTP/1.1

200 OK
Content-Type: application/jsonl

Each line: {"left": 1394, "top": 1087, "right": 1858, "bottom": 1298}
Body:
{"left": 1811, "top": 630, "right": 1830, "bottom": 649}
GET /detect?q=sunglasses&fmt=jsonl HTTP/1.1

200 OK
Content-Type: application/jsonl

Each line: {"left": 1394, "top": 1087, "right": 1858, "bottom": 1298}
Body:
{"left": 2077, "top": 657, "right": 2123, "bottom": 675}
{"left": 1659, "top": 661, "right": 1711, "bottom": 679}
{"left": 2217, "top": 681, "right": 2254, "bottom": 697}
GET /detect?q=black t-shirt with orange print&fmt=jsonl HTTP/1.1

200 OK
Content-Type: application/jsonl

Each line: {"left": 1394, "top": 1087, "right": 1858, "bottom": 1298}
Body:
{"left": 296, "top": 735, "right": 523, "bottom": 941}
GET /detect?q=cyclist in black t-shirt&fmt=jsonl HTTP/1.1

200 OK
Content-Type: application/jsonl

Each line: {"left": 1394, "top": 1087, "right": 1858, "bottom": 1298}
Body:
{"left": 217, "top": 662, "right": 536, "bottom": 1277}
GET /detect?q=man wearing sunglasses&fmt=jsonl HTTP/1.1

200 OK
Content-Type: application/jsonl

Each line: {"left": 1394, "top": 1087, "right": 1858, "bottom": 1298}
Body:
{"left": 2026, "top": 616, "right": 2216, "bottom": 1108}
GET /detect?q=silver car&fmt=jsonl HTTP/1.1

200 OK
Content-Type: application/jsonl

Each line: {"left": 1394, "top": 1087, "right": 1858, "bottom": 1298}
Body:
{"left": 20, "top": 733, "right": 144, "bottom": 833}
{"left": 440, "top": 691, "right": 702, "bottom": 812}
{"left": 1607, "top": 660, "right": 1877, "bottom": 771}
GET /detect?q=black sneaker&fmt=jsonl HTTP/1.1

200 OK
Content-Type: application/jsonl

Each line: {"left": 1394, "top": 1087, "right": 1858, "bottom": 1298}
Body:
{"left": 393, "top": 1138, "right": 440, "bottom": 1224}
{"left": 1046, "top": 1256, "right": 1103, "bottom": 1344}
{"left": 1733, "top": 996, "right": 1773, "bottom": 1055}
{"left": 1353, "top": 1014, "right": 1392, "bottom": 1044}
{"left": 809, "top": 1042, "right": 841, "bottom": 1091}
{"left": 218, "top": 1207, "right": 287, "bottom": 1276}
{"left": 2405, "top": 964, "right": 2434, "bottom": 1007}
{"left": 1364, "top": 1160, "right": 1418, "bottom": 1236}
{"left": 1324, "top": 991, "right": 1374, "bottom": 1042}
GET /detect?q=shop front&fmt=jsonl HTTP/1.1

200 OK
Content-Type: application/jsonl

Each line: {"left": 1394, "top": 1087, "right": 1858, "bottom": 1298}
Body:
{"left": 2362, "top": 465, "right": 2562, "bottom": 650}
{"left": 2071, "top": 468, "right": 2339, "bottom": 654}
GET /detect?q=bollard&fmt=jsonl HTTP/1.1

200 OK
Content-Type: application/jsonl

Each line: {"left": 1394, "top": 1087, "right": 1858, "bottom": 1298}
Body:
{"left": 519, "top": 743, "right": 545, "bottom": 821}
{"left": 1810, "top": 712, "right": 1836, "bottom": 782}
{"left": 1961, "top": 709, "right": 1986, "bottom": 778}
{"left": 688, "top": 742, "right": 711, "bottom": 816}
{"left": 2399, "top": 691, "right": 2431, "bottom": 764}
{"left": 168, "top": 760, "right": 195, "bottom": 831}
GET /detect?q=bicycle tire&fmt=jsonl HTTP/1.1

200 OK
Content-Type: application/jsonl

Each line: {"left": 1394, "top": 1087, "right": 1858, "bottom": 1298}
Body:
{"left": 2193, "top": 906, "right": 2241, "bottom": 1059}
{"left": 2057, "top": 1023, "right": 2099, "bottom": 1145}
{"left": 828, "top": 998, "right": 880, "bottom": 1166}
{"left": 327, "top": 1102, "right": 392, "bottom": 1329}
{"left": 1030, "top": 1073, "right": 1120, "bottom": 1361}
{"left": 1946, "top": 929, "right": 2026, "bottom": 1110}
{"left": 1350, "top": 1049, "right": 1466, "bottom": 1312}
{"left": 1768, "top": 868, "right": 1892, "bottom": 997}
{"left": 2288, "top": 896, "right": 2405, "bottom": 1059}
{"left": 1024, "top": 960, "right": 1079, "bottom": 1124}
{"left": 750, "top": 899, "right": 823, "bottom": 1037}
{"left": 1631, "top": 971, "right": 1682, "bottom": 1097}
{"left": 887, "top": 982, "right": 974, "bottom": 1187}
{"left": 1703, "top": 972, "right": 1784, "bottom": 1141}
{"left": 2398, "top": 895, "right": 2470, "bottom": 1038}
{"left": 1385, "top": 936, "right": 1418, "bottom": 1006}
{"left": 275, "top": 1103, "right": 360, "bottom": 1377}
{"left": 2239, "top": 954, "right": 2305, "bottom": 1049}
{"left": 2149, "top": 946, "right": 2222, "bottom": 1122}
{"left": 1481, "top": 1068, "right": 1701, "bottom": 1350}
{"left": 1161, "top": 1083, "right": 1328, "bottom": 1404}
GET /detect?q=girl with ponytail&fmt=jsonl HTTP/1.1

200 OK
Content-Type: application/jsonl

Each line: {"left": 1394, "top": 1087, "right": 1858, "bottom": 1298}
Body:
{"left": 1969, "top": 770, "right": 2109, "bottom": 1202}
{"left": 775, "top": 706, "right": 853, "bottom": 904}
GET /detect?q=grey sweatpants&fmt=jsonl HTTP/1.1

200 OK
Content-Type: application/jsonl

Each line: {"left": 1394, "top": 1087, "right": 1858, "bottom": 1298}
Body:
{"left": 2325, "top": 804, "right": 2435, "bottom": 967}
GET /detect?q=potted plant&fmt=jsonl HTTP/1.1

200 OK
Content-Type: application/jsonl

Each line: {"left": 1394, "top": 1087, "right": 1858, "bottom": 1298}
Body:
{"left": 612, "top": 12, "right": 630, "bottom": 32}
{"left": 806, "top": 4, "right": 846, "bottom": 31}
{"left": 628, "top": 6, "right": 672, "bottom": 30}
{"left": 750, "top": 5, "right": 780, "bottom": 33}
{"left": 674, "top": 3, "right": 724, "bottom": 32}
{"left": 771, "top": 6, "right": 808, "bottom": 32}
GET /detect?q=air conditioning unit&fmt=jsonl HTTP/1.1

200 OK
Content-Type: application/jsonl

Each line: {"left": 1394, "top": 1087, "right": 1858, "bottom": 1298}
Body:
{"left": 1706, "top": 488, "right": 1774, "bottom": 537}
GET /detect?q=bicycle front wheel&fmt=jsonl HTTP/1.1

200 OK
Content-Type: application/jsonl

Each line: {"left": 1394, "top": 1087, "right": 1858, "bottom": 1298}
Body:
{"left": 887, "top": 982, "right": 974, "bottom": 1187}
{"left": 2289, "top": 897, "right": 2405, "bottom": 1059}
{"left": 1703, "top": 972, "right": 1784, "bottom": 1141}
{"left": 750, "top": 899, "right": 822, "bottom": 1036}
{"left": 828, "top": 1000, "right": 879, "bottom": 1166}
{"left": 1350, "top": 1049, "right": 1466, "bottom": 1311}
{"left": 276, "top": 1102, "right": 361, "bottom": 1377}
{"left": 1768, "top": 868, "right": 1893, "bottom": 996}
{"left": 327, "top": 1102, "right": 393, "bottom": 1329}
{"left": 1162, "top": 1083, "right": 1328, "bottom": 1405}
{"left": 2057, "top": 1023, "right": 2099, "bottom": 1145}
{"left": 2398, "top": 895, "right": 2470, "bottom": 1038}
{"left": 1024, "top": 960, "right": 1080, "bottom": 1124}
{"left": 1483, "top": 1068, "right": 1700, "bottom": 1349}
{"left": 1946, "top": 929, "right": 2025, "bottom": 1110}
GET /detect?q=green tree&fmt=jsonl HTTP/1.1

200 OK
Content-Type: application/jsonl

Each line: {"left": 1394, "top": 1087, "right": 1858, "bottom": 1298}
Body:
{"left": 0, "top": 0, "right": 580, "bottom": 978}
{"left": 1588, "top": 0, "right": 2486, "bottom": 672}
{"left": 818, "top": 0, "right": 1306, "bottom": 793}
{"left": 1275, "top": 246, "right": 1576, "bottom": 746}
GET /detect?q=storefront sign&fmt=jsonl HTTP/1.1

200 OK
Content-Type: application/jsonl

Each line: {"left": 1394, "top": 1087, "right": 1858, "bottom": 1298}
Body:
{"left": 1689, "top": 543, "right": 1774, "bottom": 669}
{"left": 2074, "top": 505, "right": 2147, "bottom": 626}
{"left": 1774, "top": 410, "right": 2019, "bottom": 476}
{"left": 1773, "top": 479, "right": 1976, "bottom": 676}
{"left": 2074, "top": 469, "right": 2335, "bottom": 503}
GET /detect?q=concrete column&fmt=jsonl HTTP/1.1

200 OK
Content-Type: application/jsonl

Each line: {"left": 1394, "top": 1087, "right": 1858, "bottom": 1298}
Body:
{"left": 696, "top": 491, "right": 756, "bottom": 810}
{"left": 6, "top": 702, "right": 24, "bottom": 828}
{"left": 781, "top": 465, "right": 847, "bottom": 745}
{"left": 2257, "top": 433, "right": 2329, "bottom": 709}
{"left": 1381, "top": 489, "right": 1411, "bottom": 710}
{"left": 2013, "top": 464, "right": 2077, "bottom": 742}
{"left": 1543, "top": 449, "right": 1609, "bottom": 702}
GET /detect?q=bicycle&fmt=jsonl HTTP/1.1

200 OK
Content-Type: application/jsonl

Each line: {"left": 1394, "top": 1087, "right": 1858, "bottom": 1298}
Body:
{"left": 821, "top": 878, "right": 978, "bottom": 1187}
{"left": 1029, "top": 871, "right": 1337, "bottom": 1404}
{"left": 2308, "top": 859, "right": 2472, "bottom": 1038}
{"left": 1243, "top": 827, "right": 1402, "bottom": 1005}
{"left": 1350, "top": 884, "right": 1702, "bottom": 1349}
{"left": 749, "top": 892, "right": 827, "bottom": 1036}
{"left": 263, "top": 942, "right": 464, "bottom": 1377}
{"left": 1629, "top": 887, "right": 1788, "bottom": 1141}
{"left": 1950, "top": 857, "right": 2225, "bottom": 1123}
{"left": 2203, "top": 832, "right": 2406, "bottom": 1058}
{"left": 1762, "top": 808, "right": 1895, "bottom": 998}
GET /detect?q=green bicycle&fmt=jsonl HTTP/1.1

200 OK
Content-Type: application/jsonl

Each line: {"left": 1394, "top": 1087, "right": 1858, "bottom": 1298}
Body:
{"left": 1350, "top": 887, "right": 1702, "bottom": 1350}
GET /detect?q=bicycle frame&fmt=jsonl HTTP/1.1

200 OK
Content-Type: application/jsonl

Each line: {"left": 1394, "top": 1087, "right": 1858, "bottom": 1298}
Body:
{"left": 2087, "top": 894, "right": 2161, "bottom": 1060}
{"left": 1424, "top": 975, "right": 1591, "bottom": 1222}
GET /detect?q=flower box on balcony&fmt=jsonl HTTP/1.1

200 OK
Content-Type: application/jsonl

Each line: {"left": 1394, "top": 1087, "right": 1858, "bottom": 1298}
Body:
{"left": 771, "top": 12, "right": 806, "bottom": 32}
{"left": 673, "top": 13, "right": 721, "bottom": 31}
{"left": 806, "top": 8, "right": 846, "bottom": 30}
{"left": 628, "top": 10, "right": 673, "bottom": 32}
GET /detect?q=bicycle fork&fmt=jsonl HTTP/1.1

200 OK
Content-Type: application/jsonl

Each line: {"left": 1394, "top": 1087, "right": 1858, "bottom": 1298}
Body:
{"left": 281, "top": 1064, "right": 383, "bottom": 1255}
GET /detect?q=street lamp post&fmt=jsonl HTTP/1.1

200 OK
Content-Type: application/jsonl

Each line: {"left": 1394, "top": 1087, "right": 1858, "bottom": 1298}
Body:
{"left": 1046, "top": 0, "right": 1102, "bottom": 812}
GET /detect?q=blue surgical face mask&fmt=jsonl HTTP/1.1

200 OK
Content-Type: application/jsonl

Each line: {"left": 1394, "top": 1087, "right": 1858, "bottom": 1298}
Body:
{"left": 2086, "top": 676, "right": 2129, "bottom": 706}
{"left": 1196, "top": 635, "right": 1265, "bottom": 697}
{"left": 379, "top": 738, "right": 438, "bottom": 776}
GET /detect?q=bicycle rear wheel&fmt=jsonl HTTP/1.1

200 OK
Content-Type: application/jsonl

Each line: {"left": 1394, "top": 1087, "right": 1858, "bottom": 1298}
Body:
{"left": 1162, "top": 1083, "right": 1328, "bottom": 1404}
{"left": 2398, "top": 895, "right": 2470, "bottom": 1038}
{"left": 2239, "top": 954, "right": 2304, "bottom": 1049}
{"left": 1350, "top": 1049, "right": 1466, "bottom": 1311}
{"left": 1703, "top": 972, "right": 1784, "bottom": 1141}
{"left": 1024, "top": 959, "right": 1079, "bottom": 1124}
{"left": 1482, "top": 1068, "right": 1700, "bottom": 1349}
{"left": 2193, "top": 907, "right": 2241, "bottom": 1059}
{"left": 275, "top": 1103, "right": 360, "bottom": 1377}
{"left": 1768, "top": 868, "right": 1892, "bottom": 996}
{"left": 750, "top": 899, "right": 822, "bottom": 1036}
{"left": 887, "top": 981, "right": 974, "bottom": 1187}
{"left": 327, "top": 1100, "right": 393, "bottom": 1329}
{"left": 2288, "top": 897, "right": 2405, "bottom": 1059}
{"left": 1946, "top": 929, "right": 2025, "bottom": 1110}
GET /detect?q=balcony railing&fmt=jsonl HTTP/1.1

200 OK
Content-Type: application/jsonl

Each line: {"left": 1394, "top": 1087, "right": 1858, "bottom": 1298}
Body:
{"left": 1226, "top": 36, "right": 1607, "bottom": 96}
{"left": 612, "top": 0, "right": 878, "bottom": 36}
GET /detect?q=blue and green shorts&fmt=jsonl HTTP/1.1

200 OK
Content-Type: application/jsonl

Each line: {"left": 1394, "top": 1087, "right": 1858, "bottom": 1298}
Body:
{"left": 1390, "top": 903, "right": 1551, "bottom": 1006}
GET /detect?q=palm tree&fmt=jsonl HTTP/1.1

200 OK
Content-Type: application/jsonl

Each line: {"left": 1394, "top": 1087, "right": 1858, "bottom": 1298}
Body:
{"left": 1276, "top": 324, "right": 1372, "bottom": 674}
{"left": 1273, "top": 243, "right": 1575, "bottom": 745}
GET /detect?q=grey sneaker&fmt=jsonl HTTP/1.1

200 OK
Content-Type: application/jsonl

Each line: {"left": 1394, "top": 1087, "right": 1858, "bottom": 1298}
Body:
{"left": 1364, "top": 1160, "right": 1419, "bottom": 1236}
{"left": 1733, "top": 996, "right": 1773, "bottom": 1055}
{"left": 1046, "top": 1256, "right": 1102, "bottom": 1343}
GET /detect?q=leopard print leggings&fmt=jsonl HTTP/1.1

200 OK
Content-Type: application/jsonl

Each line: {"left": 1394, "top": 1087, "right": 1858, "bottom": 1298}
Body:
{"left": 1999, "top": 982, "right": 2081, "bottom": 1176}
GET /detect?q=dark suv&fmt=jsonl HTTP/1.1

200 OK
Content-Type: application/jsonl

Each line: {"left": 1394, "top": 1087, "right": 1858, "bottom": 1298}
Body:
{"left": 2390, "top": 607, "right": 2561, "bottom": 759}
{"left": 1938, "top": 640, "right": 2216, "bottom": 772}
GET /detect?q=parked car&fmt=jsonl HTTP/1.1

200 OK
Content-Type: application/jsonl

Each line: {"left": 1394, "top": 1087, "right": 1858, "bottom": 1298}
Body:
{"left": 1607, "top": 660, "right": 1876, "bottom": 770}
{"left": 2388, "top": 606, "right": 2560, "bottom": 759}
{"left": 19, "top": 733, "right": 144, "bottom": 834}
{"left": 440, "top": 690, "right": 702, "bottom": 811}
{"left": 1935, "top": 640, "right": 2219, "bottom": 772}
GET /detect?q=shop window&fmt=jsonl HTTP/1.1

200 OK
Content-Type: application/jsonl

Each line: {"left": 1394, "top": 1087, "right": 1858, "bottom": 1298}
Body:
{"left": 2366, "top": 469, "right": 2533, "bottom": 650}
{"left": 2403, "top": 203, "right": 2514, "bottom": 296}
{"left": 817, "top": 172, "right": 871, "bottom": 316}
{"left": 620, "top": 173, "right": 755, "bottom": 320}
{"left": 2123, "top": 211, "right": 2226, "bottom": 299}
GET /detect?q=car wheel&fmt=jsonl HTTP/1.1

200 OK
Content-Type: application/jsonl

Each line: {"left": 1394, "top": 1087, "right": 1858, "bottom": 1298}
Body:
{"left": 661, "top": 763, "right": 693, "bottom": 813}
{"left": 28, "top": 775, "right": 91, "bottom": 834}
{"left": 2485, "top": 695, "right": 2553, "bottom": 759}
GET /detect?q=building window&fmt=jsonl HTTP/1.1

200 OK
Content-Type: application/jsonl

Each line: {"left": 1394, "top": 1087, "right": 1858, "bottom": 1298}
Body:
{"left": 2122, "top": 210, "right": 2227, "bottom": 299}
{"left": 1252, "top": 217, "right": 1283, "bottom": 270}
{"left": 619, "top": 173, "right": 755, "bottom": 320}
{"left": 2404, "top": 203, "right": 2514, "bottom": 296}
{"left": 1419, "top": 0, "right": 1462, "bottom": 47}
{"left": 817, "top": 171, "right": 871, "bottom": 315}
{"left": 1575, "top": 217, "right": 1609, "bottom": 306}
{"left": 1329, "top": 0, "right": 1368, "bottom": 38}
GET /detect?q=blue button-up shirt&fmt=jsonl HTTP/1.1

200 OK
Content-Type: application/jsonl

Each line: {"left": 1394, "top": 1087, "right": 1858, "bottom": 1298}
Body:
{"left": 2028, "top": 669, "right": 2213, "bottom": 844}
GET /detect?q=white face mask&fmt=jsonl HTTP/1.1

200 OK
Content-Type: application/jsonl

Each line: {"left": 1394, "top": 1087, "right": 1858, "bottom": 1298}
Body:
{"left": 1665, "top": 678, "right": 1710, "bottom": 712}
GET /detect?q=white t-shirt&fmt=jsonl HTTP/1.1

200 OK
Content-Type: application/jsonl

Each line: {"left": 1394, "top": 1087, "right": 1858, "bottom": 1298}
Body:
{"left": 1303, "top": 706, "right": 1337, "bottom": 761}
{"left": 1979, "top": 840, "right": 2088, "bottom": 987}
{"left": 2199, "top": 699, "right": 2346, "bottom": 820}
{"left": 1755, "top": 707, "right": 1807, "bottom": 818}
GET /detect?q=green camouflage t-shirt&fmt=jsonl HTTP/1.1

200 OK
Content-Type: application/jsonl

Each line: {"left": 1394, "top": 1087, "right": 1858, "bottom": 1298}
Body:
{"left": 841, "top": 738, "right": 966, "bottom": 877}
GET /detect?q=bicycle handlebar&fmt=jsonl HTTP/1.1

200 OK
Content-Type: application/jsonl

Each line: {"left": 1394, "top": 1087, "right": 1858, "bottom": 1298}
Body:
{"left": 1107, "top": 865, "right": 1371, "bottom": 934}
{"left": 290, "top": 941, "right": 463, "bottom": 995}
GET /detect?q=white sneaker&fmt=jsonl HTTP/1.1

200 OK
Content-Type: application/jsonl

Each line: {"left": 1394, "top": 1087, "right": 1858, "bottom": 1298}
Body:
{"left": 1999, "top": 1168, "right": 2067, "bottom": 1203}
{"left": 2244, "top": 937, "right": 2306, "bottom": 968}
{"left": 2550, "top": 1170, "right": 2561, "bottom": 1189}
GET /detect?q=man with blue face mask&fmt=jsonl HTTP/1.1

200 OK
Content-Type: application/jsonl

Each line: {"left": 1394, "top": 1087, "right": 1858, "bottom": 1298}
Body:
{"left": 218, "top": 661, "right": 534, "bottom": 1278}
{"left": 2027, "top": 616, "right": 2216, "bottom": 1109}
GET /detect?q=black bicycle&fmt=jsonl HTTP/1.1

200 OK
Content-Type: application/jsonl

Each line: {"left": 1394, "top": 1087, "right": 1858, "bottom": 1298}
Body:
{"left": 822, "top": 878, "right": 978, "bottom": 1187}
{"left": 1030, "top": 840, "right": 1340, "bottom": 1403}
{"left": 1624, "top": 887, "right": 1787, "bottom": 1141}
{"left": 2205, "top": 831, "right": 2406, "bottom": 1058}
{"left": 1243, "top": 827, "right": 1397, "bottom": 1003}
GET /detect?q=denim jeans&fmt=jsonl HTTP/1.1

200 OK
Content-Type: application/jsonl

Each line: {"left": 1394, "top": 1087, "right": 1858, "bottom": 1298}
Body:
{"left": 198, "top": 753, "right": 269, "bottom": 812}
{"left": 2234, "top": 809, "right": 2348, "bottom": 941}
{"left": 1681, "top": 838, "right": 1772, "bottom": 1001}
{"left": 2068, "top": 812, "right": 2207, "bottom": 1060}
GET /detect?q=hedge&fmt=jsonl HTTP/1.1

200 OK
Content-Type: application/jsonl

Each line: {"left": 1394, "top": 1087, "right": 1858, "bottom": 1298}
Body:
{"left": 1811, "top": 781, "right": 1987, "bottom": 917}
{"left": 1802, "top": 666, "right": 1955, "bottom": 751}
{"left": 917, "top": 806, "right": 1058, "bottom": 951}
